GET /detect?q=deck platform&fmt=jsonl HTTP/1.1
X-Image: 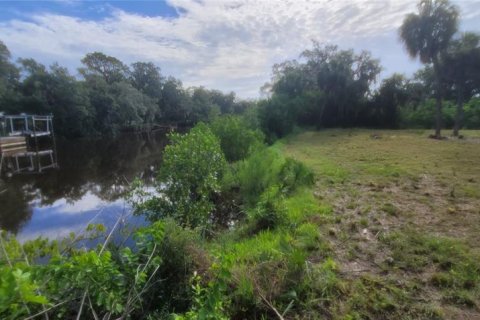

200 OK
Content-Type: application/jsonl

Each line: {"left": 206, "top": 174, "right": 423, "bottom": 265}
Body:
{"left": 0, "top": 113, "right": 58, "bottom": 176}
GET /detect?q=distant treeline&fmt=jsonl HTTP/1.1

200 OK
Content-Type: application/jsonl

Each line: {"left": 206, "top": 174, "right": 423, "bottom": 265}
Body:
{"left": 258, "top": 0, "right": 480, "bottom": 140}
{"left": 1, "top": 0, "right": 479, "bottom": 140}
{"left": 258, "top": 42, "right": 480, "bottom": 141}
{"left": 0, "top": 46, "right": 250, "bottom": 138}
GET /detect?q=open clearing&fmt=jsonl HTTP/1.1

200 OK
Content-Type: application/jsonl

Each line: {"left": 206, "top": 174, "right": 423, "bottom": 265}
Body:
{"left": 281, "top": 129, "right": 480, "bottom": 319}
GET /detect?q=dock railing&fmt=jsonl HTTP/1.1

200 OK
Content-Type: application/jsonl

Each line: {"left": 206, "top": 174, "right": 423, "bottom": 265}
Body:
{"left": 0, "top": 113, "right": 58, "bottom": 175}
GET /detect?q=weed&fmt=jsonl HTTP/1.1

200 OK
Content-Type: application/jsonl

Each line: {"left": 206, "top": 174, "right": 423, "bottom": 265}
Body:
{"left": 444, "top": 290, "right": 477, "bottom": 308}
{"left": 359, "top": 217, "right": 369, "bottom": 227}
{"left": 382, "top": 202, "right": 399, "bottom": 216}
{"left": 248, "top": 186, "right": 288, "bottom": 232}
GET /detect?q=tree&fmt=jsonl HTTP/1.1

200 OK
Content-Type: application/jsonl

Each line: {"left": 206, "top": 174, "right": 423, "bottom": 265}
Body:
{"left": 373, "top": 74, "right": 408, "bottom": 127}
{"left": 442, "top": 32, "right": 480, "bottom": 136}
{"left": 16, "top": 59, "right": 94, "bottom": 137}
{"left": 109, "top": 81, "right": 158, "bottom": 128}
{"left": 264, "top": 43, "right": 381, "bottom": 131}
{"left": 0, "top": 40, "right": 20, "bottom": 110}
{"left": 190, "top": 87, "right": 220, "bottom": 123}
{"left": 129, "top": 62, "right": 163, "bottom": 100}
{"left": 399, "top": 0, "right": 459, "bottom": 138}
{"left": 133, "top": 123, "right": 227, "bottom": 229}
{"left": 161, "top": 77, "right": 191, "bottom": 123}
{"left": 79, "top": 52, "right": 129, "bottom": 84}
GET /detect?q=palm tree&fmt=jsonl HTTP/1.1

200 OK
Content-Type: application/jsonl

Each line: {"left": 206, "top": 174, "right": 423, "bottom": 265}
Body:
{"left": 399, "top": 0, "right": 459, "bottom": 138}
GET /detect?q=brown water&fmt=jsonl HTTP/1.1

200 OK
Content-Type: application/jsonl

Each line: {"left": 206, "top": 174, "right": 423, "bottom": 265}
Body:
{"left": 0, "top": 131, "right": 168, "bottom": 241}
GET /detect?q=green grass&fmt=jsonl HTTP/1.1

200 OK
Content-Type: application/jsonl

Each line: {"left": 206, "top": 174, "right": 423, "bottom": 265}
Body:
{"left": 282, "top": 129, "right": 480, "bottom": 193}
{"left": 279, "top": 129, "right": 480, "bottom": 319}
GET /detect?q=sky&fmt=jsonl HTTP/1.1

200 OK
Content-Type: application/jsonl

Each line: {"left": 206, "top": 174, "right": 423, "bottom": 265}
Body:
{"left": 0, "top": 0, "right": 480, "bottom": 98}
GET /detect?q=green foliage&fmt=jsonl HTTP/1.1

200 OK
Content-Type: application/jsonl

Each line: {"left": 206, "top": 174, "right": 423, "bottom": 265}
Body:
{"left": 0, "top": 218, "right": 208, "bottom": 318}
{"left": 399, "top": 0, "right": 459, "bottom": 137}
{"left": 301, "top": 258, "right": 343, "bottom": 302}
{"left": 399, "top": 0, "right": 459, "bottom": 65}
{"left": 464, "top": 98, "right": 480, "bottom": 129}
{"left": 174, "top": 266, "right": 230, "bottom": 320}
{"left": 0, "top": 42, "right": 254, "bottom": 138}
{"left": 45, "top": 251, "right": 127, "bottom": 315}
{"left": 278, "top": 158, "right": 315, "bottom": 194}
{"left": 0, "top": 266, "right": 48, "bottom": 319}
{"left": 234, "top": 147, "right": 314, "bottom": 206}
{"left": 133, "top": 219, "right": 204, "bottom": 314}
{"left": 248, "top": 185, "right": 288, "bottom": 232}
{"left": 133, "top": 123, "right": 227, "bottom": 229}
{"left": 209, "top": 115, "right": 264, "bottom": 162}
{"left": 400, "top": 98, "right": 456, "bottom": 128}
{"left": 257, "top": 94, "right": 299, "bottom": 141}
{"left": 235, "top": 147, "right": 285, "bottom": 206}
{"left": 260, "top": 43, "right": 381, "bottom": 138}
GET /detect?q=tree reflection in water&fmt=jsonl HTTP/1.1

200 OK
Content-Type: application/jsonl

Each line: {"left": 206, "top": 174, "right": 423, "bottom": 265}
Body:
{"left": 0, "top": 131, "right": 169, "bottom": 239}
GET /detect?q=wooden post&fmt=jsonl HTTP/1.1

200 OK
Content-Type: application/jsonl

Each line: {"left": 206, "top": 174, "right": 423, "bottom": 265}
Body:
{"left": 32, "top": 116, "right": 41, "bottom": 172}
{"left": 49, "top": 116, "right": 58, "bottom": 168}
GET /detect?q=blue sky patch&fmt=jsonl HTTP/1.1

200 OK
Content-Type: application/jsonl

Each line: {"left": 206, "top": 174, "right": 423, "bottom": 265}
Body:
{"left": 0, "top": 1, "right": 179, "bottom": 21}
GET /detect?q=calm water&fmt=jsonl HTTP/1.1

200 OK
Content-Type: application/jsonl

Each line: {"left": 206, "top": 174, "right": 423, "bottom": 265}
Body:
{"left": 0, "top": 131, "right": 169, "bottom": 242}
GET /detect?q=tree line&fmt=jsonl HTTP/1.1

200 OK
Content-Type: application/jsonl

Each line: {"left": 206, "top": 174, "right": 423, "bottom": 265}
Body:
{"left": 1, "top": 0, "right": 479, "bottom": 140}
{"left": 258, "top": 0, "right": 480, "bottom": 140}
{"left": 0, "top": 48, "right": 249, "bottom": 138}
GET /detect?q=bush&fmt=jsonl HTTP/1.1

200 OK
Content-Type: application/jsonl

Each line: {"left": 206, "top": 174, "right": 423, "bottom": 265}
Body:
{"left": 279, "top": 158, "right": 315, "bottom": 194}
{"left": 0, "top": 218, "right": 211, "bottom": 319}
{"left": 248, "top": 186, "right": 287, "bottom": 232}
{"left": 400, "top": 99, "right": 455, "bottom": 129}
{"left": 132, "top": 123, "right": 227, "bottom": 229}
{"left": 235, "top": 147, "right": 285, "bottom": 206}
{"left": 133, "top": 219, "right": 206, "bottom": 315}
{"left": 209, "top": 115, "right": 264, "bottom": 162}
{"left": 464, "top": 98, "right": 480, "bottom": 129}
{"left": 235, "top": 147, "right": 315, "bottom": 206}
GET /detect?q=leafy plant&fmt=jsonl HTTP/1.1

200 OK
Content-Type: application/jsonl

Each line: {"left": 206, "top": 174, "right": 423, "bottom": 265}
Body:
{"left": 248, "top": 185, "right": 288, "bottom": 232}
{"left": 132, "top": 123, "right": 227, "bottom": 229}
{"left": 209, "top": 115, "right": 264, "bottom": 162}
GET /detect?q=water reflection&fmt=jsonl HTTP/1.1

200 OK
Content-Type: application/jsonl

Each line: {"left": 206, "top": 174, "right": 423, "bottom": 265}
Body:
{"left": 0, "top": 131, "right": 169, "bottom": 239}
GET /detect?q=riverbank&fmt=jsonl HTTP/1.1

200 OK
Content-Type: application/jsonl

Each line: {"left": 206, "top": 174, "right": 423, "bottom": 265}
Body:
{"left": 1, "top": 128, "right": 479, "bottom": 319}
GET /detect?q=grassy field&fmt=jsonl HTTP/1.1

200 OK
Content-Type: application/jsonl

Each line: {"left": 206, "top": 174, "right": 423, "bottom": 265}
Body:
{"left": 281, "top": 129, "right": 480, "bottom": 319}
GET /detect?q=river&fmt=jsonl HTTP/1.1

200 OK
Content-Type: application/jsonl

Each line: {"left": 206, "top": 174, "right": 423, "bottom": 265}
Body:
{"left": 0, "top": 131, "right": 169, "bottom": 242}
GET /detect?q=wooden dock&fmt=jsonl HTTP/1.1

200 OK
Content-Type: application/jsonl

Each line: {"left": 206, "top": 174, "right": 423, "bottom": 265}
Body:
{"left": 0, "top": 136, "right": 27, "bottom": 156}
{"left": 0, "top": 114, "right": 58, "bottom": 176}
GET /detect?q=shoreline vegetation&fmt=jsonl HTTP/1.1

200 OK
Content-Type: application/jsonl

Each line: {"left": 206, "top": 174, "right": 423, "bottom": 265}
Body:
{"left": 1, "top": 124, "right": 479, "bottom": 319}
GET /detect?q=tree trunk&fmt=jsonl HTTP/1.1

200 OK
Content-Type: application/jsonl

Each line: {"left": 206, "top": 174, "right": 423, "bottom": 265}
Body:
{"left": 433, "top": 57, "right": 443, "bottom": 139}
{"left": 453, "top": 89, "right": 464, "bottom": 137}
{"left": 435, "top": 95, "right": 442, "bottom": 138}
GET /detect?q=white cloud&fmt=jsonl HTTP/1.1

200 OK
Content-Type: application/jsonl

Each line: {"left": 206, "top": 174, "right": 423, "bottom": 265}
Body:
{"left": 0, "top": 0, "right": 479, "bottom": 98}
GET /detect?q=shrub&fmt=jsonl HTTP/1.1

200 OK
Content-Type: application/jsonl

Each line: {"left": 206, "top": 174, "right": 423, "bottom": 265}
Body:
{"left": 235, "top": 147, "right": 286, "bottom": 206}
{"left": 279, "top": 158, "right": 315, "bottom": 194}
{"left": 235, "top": 147, "right": 315, "bottom": 206}
{"left": 464, "top": 98, "right": 480, "bottom": 129}
{"left": 209, "top": 115, "right": 264, "bottom": 162}
{"left": 132, "top": 123, "right": 227, "bottom": 229}
{"left": 248, "top": 186, "right": 288, "bottom": 232}
{"left": 132, "top": 219, "right": 206, "bottom": 315}
{"left": 400, "top": 99, "right": 455, "bottom": 129}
